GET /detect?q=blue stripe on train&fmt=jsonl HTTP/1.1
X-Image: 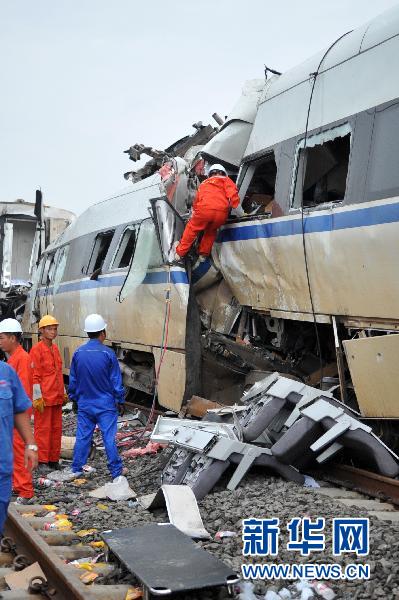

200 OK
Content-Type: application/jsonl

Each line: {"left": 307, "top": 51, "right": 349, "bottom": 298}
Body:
{"left": 38, "top": 269, "right": 189, "bottom": 296}
{"left": 191, "top": 259, "right": 212, "bottom": 284}
{"left": 37, "top": 201, "right": 399, "bottom": 295}
{"left": 217, "top": 201, "right": 399, "bottom": 243}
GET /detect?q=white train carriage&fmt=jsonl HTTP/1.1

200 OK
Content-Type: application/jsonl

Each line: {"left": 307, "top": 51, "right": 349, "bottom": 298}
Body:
{"left": 22, "top": 175, "right": 190, "bottom": 412}
{"left": 201, "top": 5, "right": 399, "bottom": 420}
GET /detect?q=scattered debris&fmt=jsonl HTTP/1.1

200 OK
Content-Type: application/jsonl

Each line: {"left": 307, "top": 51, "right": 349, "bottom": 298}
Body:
{"left": 125, "top": 588, "right": 143, "bottom": 599}
{"left": 121, "top": 441, "right": 163, "bottom": 458}
{"left": 139, "top": 484, "right": 210, "bottom": 539}
{"left": 80, "top": 571, "right": 99, "bottom": 584}
{"left": 89, "top": 475, "right": 136, "bottom": 501}
{"left": 153, "top": 373, "right": 399, "bottom": 500}
{"left": 38, "top": 477, "right": 63, "bottom": 489}
{"left": 215, "top": 530, "right": 237, "bottom": 540}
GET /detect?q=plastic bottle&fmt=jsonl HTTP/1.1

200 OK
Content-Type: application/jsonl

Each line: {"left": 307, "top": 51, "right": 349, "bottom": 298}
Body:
{"left": 44, "top": 518, "right": 72, "bottom": 531}
{"left": 38, "top": 478, "right": 62, "bottom": 489}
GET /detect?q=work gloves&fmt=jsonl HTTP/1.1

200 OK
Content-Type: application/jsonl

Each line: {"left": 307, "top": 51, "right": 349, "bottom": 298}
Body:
{"left": 118, "top": 403, "right": 125, "bottom": 417}
{"left": 32, "top": 384, "right": 45, "bottom": 413}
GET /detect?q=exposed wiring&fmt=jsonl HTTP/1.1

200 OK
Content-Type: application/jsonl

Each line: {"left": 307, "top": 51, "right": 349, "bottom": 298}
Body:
{"left": 299, "top": 30, "right": 352, "bottom": 389}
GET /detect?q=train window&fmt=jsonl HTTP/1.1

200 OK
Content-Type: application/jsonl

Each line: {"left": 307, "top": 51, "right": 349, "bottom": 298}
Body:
{"left": 291, "top": 124, "right": 351, "bottom": 209}
{"left": 366, "top": 102, "right": 399, "bottom": 200}
{"left": 87, "top": 230, "right": 114, "bottom": 274}
{"left": 53, "top": 245, "right": 69, "bottom": 294}
{"left": 47, "top": 254, "right": 57, "bottom": 283}
{"left": 241, "top": 154, "right": 277, "bottom": 215}
{"left": 118, "top": 219, "right": 162, "bottom": 301}
{"left": 40, "top": 254, "right": 55, "bottom": 285}
{"left": 147, "top": 223, "right": 163, "bottom": 269}
{"left": 111, "top": 227, "right": 136, "bottom": 269}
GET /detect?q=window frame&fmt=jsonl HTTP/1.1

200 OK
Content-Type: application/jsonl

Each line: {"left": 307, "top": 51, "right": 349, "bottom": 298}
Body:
{"left": 52, "top": 244, "right": 70, "bottom": 294}
{"left": 110, "top": 225, "right": 138, "bottom": 271}
{"left": 289, "top": 123, "right": 352, "bottom": 211}
{"left": 86, "top": 229, "right": 115, "bottom": 275}
{"left": 40, "top": 253, "right": 55, "bottom": 286}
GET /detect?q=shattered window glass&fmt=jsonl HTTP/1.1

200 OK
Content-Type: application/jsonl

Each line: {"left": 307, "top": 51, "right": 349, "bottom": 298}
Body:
{"left": 291, "top": 124, "right": 351, "bottom": 209}
{"left": 119, "top": 219, "right": 162, "bottom": 300}
{"left": 241, "top": 153, "right": 277, "bottom": 215}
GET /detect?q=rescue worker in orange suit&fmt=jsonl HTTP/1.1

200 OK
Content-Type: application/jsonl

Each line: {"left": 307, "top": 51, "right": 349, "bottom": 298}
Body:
{"left": 30, "top": 315, "right": 65, "bottom": 471}
{"left": 174, "top": 164, "right": 240, "bottom": 260}
{"left": 0, "top": 318, "right": 34, "bottom": 504}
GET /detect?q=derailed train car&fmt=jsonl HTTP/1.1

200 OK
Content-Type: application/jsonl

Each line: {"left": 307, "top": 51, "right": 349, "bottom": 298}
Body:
{"left": 23, "top": 6, "right": 399, "bottom": 436}
{"left": 192, "top": 5, "right": 399, "bottom": 433}
{"left": 1, "top": 199, "right": 74, "bottom": 320}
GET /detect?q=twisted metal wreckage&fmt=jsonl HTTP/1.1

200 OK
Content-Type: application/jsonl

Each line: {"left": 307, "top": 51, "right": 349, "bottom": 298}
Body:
{"left": 151, "top": 373, "right": 399, "bottom": 499}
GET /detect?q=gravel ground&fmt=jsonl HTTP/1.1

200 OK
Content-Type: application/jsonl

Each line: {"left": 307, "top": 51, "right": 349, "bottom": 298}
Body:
{"left": 25, "top": 411, "right": 399, "bottom": 599}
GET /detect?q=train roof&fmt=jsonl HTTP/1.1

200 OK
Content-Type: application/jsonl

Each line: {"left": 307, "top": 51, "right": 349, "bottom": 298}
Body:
{"left": 50, "top": 173, "right": 162, "bottom": 249}
{"left": 244, "top": 4, "right": 399, "bottom": 158}
{"left": 0, "top": 199, "right": 75, "bottom": 222}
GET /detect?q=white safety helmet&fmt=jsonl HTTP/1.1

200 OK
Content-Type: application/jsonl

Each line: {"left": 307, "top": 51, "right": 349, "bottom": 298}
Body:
{"left": 84, "top": 314, "right": 107, "bottom": 333}
{"left": 0, "top": 318, "right": 22, "bottom": 334}
{"left": 208, "top": 163, "right": 227, "bottom": 176}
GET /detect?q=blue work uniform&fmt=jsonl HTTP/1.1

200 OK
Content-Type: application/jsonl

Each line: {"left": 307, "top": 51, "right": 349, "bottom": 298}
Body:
{"left": 69, "top": 339, "right": 125, "bottom": 479}
{"left": 0, "top": 362, "right": 31, "bottom": 535}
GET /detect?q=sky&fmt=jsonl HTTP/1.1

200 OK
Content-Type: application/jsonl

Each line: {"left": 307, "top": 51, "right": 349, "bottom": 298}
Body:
{"left": 1, "top": 0, "right": 398, "bottom": 216}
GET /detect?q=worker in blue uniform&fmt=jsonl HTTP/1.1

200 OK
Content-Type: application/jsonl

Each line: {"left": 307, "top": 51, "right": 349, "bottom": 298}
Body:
{"left": 0, "top": 361, "right": 38, "bottom": 535}
{"left": 68, "top": 314, "right": 125, "bottom": 480}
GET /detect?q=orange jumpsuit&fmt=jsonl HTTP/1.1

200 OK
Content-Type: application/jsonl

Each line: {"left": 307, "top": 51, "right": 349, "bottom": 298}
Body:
{"left": 8, "top": 346, "right": 34, "bottom": 499}
{"left": 30, "top": 341, "right": 64, "bottom": 463}
{"left": 176, "top": 175, "right": 240, "bottom": 257}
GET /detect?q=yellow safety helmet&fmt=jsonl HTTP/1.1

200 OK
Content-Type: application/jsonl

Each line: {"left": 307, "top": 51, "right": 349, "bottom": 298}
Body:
{"left": 38, "top": 315, "right": 60, "bottom": 329}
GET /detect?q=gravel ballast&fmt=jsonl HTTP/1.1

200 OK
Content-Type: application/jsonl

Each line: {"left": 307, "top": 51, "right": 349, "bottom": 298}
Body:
{"left": 25, "top": 411, "right": 399, "bottom": 599}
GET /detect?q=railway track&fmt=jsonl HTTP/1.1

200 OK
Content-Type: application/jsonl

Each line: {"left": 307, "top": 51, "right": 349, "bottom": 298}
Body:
{"left": 308, "top": 463, "right": 399, "bottom": 524}
{"left": 321, "top": 464, "right": 399, "bottom": 508}
{"left": 2, "top": 504, "right": 132, "bottom": 599}
{"left": 1, "top": 464, "right": 398, "bottom": 598}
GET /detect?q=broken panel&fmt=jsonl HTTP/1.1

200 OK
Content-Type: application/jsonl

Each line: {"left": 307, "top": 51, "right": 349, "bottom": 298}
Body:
{"left": 343, "top": 333, "right": 399, "bottom": 417}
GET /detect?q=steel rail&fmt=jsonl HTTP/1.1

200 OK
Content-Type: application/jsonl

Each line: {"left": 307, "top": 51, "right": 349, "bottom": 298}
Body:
{"left": 4, "top": 505, "right": 113, "bottom": 599}
{"left": 321, "top": 464, "right": 399, "bottom": 507}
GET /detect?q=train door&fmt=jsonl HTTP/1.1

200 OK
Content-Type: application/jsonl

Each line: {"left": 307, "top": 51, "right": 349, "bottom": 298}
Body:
{"left": 150, "top": 196, "right": 185, "bottom": 263}
{"left": 117, "top": 208, "right": 190, "bottom": 412}
{"left": 150, "top": 197, "right": 202, "bottom": 407}
{"left": 40, "top": 251, "right": 57, "bottom": 315}
{"left": 43, "top": 245, "right": 70, "bottom": 316}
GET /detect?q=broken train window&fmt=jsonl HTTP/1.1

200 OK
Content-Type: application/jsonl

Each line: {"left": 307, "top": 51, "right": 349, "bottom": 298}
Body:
{"left": 291, "top": 123, "right": 351, "bottom": 209}
{"left": 111, "top": 226, "right": 137, "bottom": 269}
{"left": 87, "top": 230, "right": 115, "bottom": 274}
{"left": 240, "top": 152, "right": 277, "bottom": 215}
{"left": 118, "top": 219, "right": 162, "bottom": 301}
